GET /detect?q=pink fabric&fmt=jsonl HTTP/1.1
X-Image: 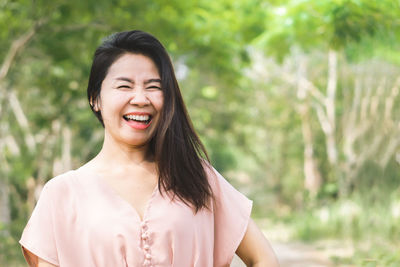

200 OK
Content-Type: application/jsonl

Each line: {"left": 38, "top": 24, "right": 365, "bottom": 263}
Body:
{"left": 20, "top": 166, "right": 252, "bottom": 267}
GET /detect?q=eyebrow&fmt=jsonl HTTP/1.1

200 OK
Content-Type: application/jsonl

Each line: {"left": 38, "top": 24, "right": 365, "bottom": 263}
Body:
{"left": 144, "top": 78, "right": 162, "bottom": 85}
{"left": 115, "top": 77, "right": 161, "bottom": 85}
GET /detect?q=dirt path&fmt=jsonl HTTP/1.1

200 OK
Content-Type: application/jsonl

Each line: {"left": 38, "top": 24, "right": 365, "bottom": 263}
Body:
{"left": 231, "top": 240, "right": 353, "bottom": 267}
{"left": 229, "top": 221, "right": 356, "bottom": 267}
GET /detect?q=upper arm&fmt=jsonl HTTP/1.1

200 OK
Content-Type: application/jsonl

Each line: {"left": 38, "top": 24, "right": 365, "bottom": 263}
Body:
{"left": 207, "top": 166, "right": 254, "bottom": 265}
{"left": 236, "top": 219, "right": 279, "bottom": 267}
{"left": 20, "top": 179, "right": 61, "bottom": 266}
{"left": 38, "top": 257, "right": 58, "bottom": 267}
{"left": 22, "top": 247, "right": 57, "bottom": 267}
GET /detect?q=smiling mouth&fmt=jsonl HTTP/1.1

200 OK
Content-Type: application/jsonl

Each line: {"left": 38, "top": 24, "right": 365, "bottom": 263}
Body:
{"left": 123, "top": 114, "right": 152, "bottom": 125}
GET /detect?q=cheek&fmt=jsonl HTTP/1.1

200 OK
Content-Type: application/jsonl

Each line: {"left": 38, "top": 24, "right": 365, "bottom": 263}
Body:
{"left": 155, "top": 99, "right": 164, "bottom": 112}
{"left": 100, "top": 93, "right": 126, "bottom": 112}
{"left": 152, "top": 94, "right": 164, "bottom": 112}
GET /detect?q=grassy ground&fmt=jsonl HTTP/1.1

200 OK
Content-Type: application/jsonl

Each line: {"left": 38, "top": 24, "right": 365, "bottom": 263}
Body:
{"left": 255, "top": 195, "right": 400, "bottom": 267}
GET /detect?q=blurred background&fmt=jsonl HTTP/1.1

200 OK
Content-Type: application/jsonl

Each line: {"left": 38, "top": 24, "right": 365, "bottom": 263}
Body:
{"left": 0, "top": 0, "right": 399, "bottom": 266}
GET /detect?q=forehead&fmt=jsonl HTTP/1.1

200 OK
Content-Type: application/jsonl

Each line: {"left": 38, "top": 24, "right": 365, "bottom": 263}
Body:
{"left": 106, "top": 53, "right": 160, "bottom": 79}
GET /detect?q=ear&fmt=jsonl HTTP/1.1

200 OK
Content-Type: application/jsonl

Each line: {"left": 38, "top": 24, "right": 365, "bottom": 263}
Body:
{"left": 93, "top": 102, "right": 100, "bottom": 112}
{"left": 90, "top": 98, "right": 101, "bottom": 112}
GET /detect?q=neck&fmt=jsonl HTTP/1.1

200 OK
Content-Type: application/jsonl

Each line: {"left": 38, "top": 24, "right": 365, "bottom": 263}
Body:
{"left": 93, "top": 131, "right": 154, "bottom": 170}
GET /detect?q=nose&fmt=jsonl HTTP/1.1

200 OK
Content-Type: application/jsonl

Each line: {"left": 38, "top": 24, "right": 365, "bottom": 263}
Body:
{"left": 129, "top": 88, "right": 150, "bottom": 106}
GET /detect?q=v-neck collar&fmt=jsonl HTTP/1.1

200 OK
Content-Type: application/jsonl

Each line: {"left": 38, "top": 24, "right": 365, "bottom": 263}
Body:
{"left": 78, "top": 167, "right": 159, "bottom": 222}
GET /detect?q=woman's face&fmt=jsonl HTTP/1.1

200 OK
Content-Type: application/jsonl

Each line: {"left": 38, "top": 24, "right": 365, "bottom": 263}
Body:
{"left": 96, "top": 53, "right": 164, "bottom": 148}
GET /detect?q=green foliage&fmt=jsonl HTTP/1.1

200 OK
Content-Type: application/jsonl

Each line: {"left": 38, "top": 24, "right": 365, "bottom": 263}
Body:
{"left": 254, "top": 0, "right": 400, "bottom": 60}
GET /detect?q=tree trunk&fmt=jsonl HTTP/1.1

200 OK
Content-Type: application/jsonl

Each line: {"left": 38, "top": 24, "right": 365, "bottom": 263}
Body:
{"left": 300, "top": 105, "right": 322, "bottom": 195}
{"left": 62, "top": 125, "right": 72, "bottom": 171}
{"left": 325, "top": 50, "right": 338, "bottom": 166}
{"left": 296, "top": 54, "right": 322, "bottom": 195}
{"left": 0, "top": 178, "right": 10, "bottom": 225}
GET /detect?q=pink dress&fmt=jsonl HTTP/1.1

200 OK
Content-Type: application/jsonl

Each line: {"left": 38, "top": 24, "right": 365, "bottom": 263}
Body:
{"left": 19, "top": 166, "right": 252, "bottom": 267}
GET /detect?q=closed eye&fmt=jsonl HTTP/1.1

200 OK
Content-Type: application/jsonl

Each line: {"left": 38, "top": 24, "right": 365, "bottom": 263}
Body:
{"left": 147, "top": 86, "right": 161, "bottom": 90}
{"left": 117, "top": 85, "right": 131, "bottom": 89}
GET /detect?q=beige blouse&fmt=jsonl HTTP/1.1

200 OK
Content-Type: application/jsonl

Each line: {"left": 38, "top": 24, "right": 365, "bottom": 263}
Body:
{"left": 20, "top": 166, "right": 252, "bottom": 266}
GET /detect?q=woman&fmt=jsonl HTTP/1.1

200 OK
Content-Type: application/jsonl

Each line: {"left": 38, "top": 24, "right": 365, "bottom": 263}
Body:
{"left": 20, "top": 30, "right": 279, "bottom": 267}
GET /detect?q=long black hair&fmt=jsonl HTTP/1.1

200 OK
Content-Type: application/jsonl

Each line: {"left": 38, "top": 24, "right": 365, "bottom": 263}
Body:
{"left": 87, "top": 30, "right": 212, "bottom": 212}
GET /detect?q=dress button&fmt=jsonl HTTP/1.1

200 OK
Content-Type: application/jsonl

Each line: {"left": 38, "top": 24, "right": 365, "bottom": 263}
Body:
{"left": 141, "top": 233, "right": 148, "bottom": 240}
{"left": 144, "top": 244, "right": 150, "bottom": 250}
{"left": 145, "top": 253, "right": 152, "bottom": 259}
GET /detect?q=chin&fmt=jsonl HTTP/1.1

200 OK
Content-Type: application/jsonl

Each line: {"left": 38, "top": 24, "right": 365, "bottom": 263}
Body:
{"left": 123, "top": 137, "right": 151, "bottom": 147}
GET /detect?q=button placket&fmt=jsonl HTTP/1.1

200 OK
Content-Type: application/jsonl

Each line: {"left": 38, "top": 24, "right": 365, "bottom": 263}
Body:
{"left": 141, "top": 220, "right": 153, "bottom": 267}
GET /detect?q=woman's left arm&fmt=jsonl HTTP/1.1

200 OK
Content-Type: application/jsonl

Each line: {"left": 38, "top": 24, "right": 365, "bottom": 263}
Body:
{"left": 236, "top": 218, "right": 280, "bottom": 267}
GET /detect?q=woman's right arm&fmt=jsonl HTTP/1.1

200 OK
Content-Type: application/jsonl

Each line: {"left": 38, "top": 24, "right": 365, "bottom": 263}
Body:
{"left": 22, "top": 248, "right": 57, "bottom": 267}
{"left": 38, "top": 258, "right": 57, "bottom": 267}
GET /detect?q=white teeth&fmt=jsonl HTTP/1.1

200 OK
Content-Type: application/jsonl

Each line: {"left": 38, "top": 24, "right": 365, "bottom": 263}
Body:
{"left": 125, "top": 115, "right": 150, "bottom": 121}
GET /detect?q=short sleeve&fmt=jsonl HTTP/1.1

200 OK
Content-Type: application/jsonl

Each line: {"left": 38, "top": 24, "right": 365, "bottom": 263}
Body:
{"left": 19, "top": 180, "right": 59, "bottom": 266}
{"left": 208, "top": 167, "right": 253, "bottom": 266}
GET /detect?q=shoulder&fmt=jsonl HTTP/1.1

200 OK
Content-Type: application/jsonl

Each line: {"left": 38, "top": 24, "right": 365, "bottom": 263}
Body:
{"left": 201, "top": 161, "right": 230, "bottom": 193}
{"left": 36, "top": 169, "right": 90, "bottom": 216}
{"left": 202, "top": 161, "right": 252, "bottom": 206}
{"left": 202, "top": 160, "right": 219, "bottom": 184}
{"left": 40, "top": 169, "right": 86, "bottom": 202}
{"left": 44, "top": 170, "right": 76, "bottom": 191}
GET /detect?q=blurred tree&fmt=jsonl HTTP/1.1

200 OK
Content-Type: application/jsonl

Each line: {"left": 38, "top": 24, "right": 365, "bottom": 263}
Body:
{"left": 252, "top": 0, "right": 400, "bottom": 196}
